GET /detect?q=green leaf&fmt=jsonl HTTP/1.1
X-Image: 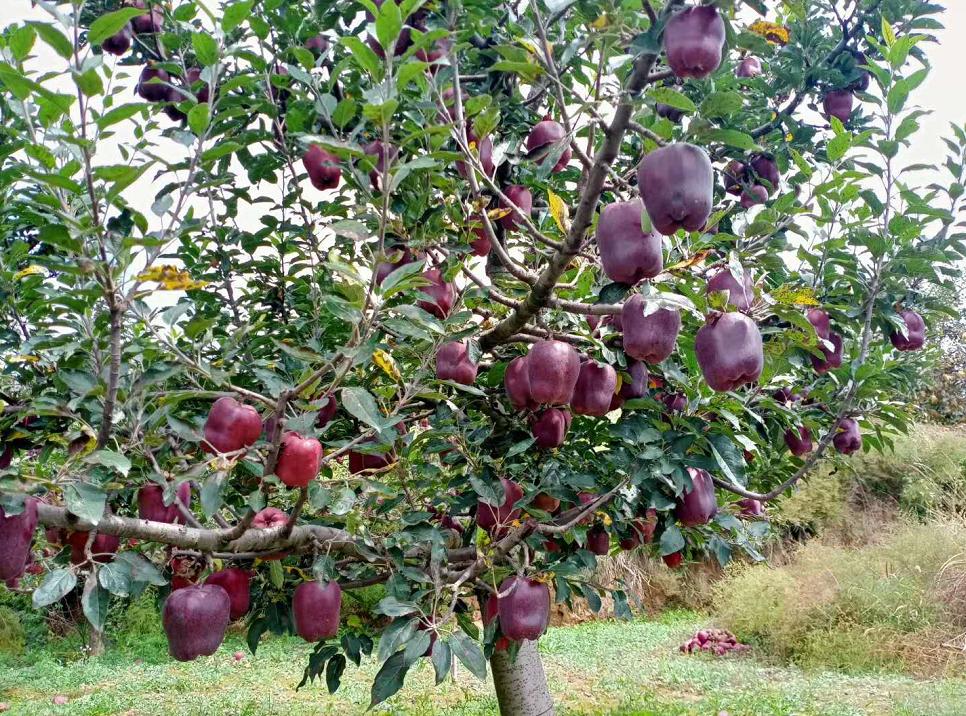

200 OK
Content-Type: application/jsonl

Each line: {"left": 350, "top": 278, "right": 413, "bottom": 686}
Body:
{"left": 326, "top": 653, "right": 346, "bottom": 694}
{"left": 33, "top": 569, "right": 77, "bottom": 608}
{"left": 192, "top": 32, "right": 219, "bottom": 66}
{"left": 377, "top": 596, "right": 419, "bottom": 617}
{"left": 64, "top": 482, "right": 107, "bottom": 525}
{"left": 98, "top": 561, "right": 132, "bottom": 596}
{"left": 222, "top": 0, "right": 254, "bottom": 32}
{"left": 431, "top": 639, "right": 452, "bottom": 684}
{"left": 27, "top": 22, "right": 72, "bottom": 60}
{"left": 341, "top": 36, "right": 382, "bottom": 77}
{"left": 114, "top": 552, "right": 167, "bottom": 587}
{"left": 827, "top": 132, "right": 851, "bottom": 162}
{"left": 659, "top": 524, "right": 685, "bottom": 556}
{"left": 96, "top": 102, "right": 149, "bottom": 130}
{"left": 449, "top": 632, "right": 487, "bottom": 679}
{"left": 89, "top": 8, "right": 145, "bottom": 45}
{"left": 699, "top": 91, "right": 743, "bottom": 118}
{"left": 369, "top": 651, "right": 411, "bottom": 708}
{"left": 82, "top": 576, "right": 110, "bottom": 631}
{"left": 490, "top": 60, "right": 544, "bottom": 81}
{"left": 701, "top": 128, "right": 758, "bottom": 151}
{"left": 188, "top": 103, "right": 210, "bottom": 135}
{"left": 85, "top": 450, "right": 131, "bottom": 477}
{"left": 340, "top": 386, "right": 383, "bottom": 429}
{"left": 10, "top": 25, "right": 37, "bottom": 63}
{"left": 75, "top": 69, "right": 104, "bottom": 98}
{"left": 375, "top": 0, "right": 403, "bottom": 54}
{"left": 650, "top": 87, "right": 696, "bottom": 112}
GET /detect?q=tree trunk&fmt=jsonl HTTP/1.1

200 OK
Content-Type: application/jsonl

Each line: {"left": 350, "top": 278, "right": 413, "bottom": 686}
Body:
{"left": 490, "top": 639, "right": 555, "bottom": 716}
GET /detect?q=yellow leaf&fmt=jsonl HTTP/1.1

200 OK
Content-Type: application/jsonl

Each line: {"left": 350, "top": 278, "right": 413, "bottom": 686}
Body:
{"left": 8, "top": 354, "right": 40, "bottom": 364}
{"left": 772, "top": 283, "right": 821, "bottom": 307}
{"left": 665, "top": 249, "right": 711, "bottom": 273}
{"left": 548, "top": 190, "right": 570, "bottom": 234}
{"left": 373, "top": 349, "right": 401, "bottom": 381}
{"left": 590, "top": 15, "right": 609, "bottom": 30}
{"left": 487, "top": 207, "right": 512, "bottom": 221}
{"left": 137, "top": 264, "right": 209, "bottom": 291}
{"left": 13, "top": 265, "right": 44, "bottom": 280}
{"left": 748, "top": 20, "right": 790, "bottom": 45}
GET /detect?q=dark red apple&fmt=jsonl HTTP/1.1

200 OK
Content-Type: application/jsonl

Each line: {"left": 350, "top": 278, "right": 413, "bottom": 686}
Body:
{"left": 184, "top": 67, "right": 210, "bottom": 103}
{"left": 0, "top": 498, "right": 37, "bottom": 582}
{"left": 304, "top": 35, "right": 329, "bottom": 54}
{"left": 749, "top": 154, "right": 780, "bottom": 194}
{"left": 723, "top": 161, "right": 746, "bottom": 195}
{"left": 162, "top": 584, "right": 230, "bottom": 661}
{"left": 890, "top": 309, "right": 925, "bottom": 351}
{"left": 375, "top": 244, "right": 416, "bottom": 286}
{"left": 348, "top": 447, "right": 395, "bottom": 474}
{"left": 303, "top": 145, "right": 341, "bottom": 191}
{"left": 784, "top": 426, "right": 813, "bottom": 457}
{"left": 205, "top": 568, "right": 251, "bottom": 621}
{"left": 526, "top": 340, "right": 580, "bottom": 405}
{"left": 736, "top": 498, "right": 764, "bottom": 518}
{"left": 833, "top": 418, "right": 862, "bottom": 455}
{"left": 477, "top": 477, "right": 523, "bottom": 534}
{"left": 138, "top": 482, "right": 192, "bottom": 524}
{"left": 0, "top": 445, "right": 13, "bottom": 470}
{"left": 848, "top": 50, "right": 870, "bottom": 91}
{"left": 596, "top": 199, "right": 663, "bottom": 284}
{"left": 504, "top": 356, "right": 538, "bottom": 411}
{"left": 622, "top": 294, "right": 681, "bottom": 364}
{"left": 68, "top": 532, "right": 120, "bottom": 566}
{"left": 531, "top": 493, "right": 560, "bottom": 513}
{"left": 823, "top": 90, "right": 854, "bottom": 123}
{"left": 740, "top": 185, "right": 768, "bottom": 208}
{"left": 611, "top": 359, "right": 649, "bottom": 410}
{"left": 663, "top": 551, "right": 684, "bottom": 569}
{"left": 571, "top": 360, "right": 618, "bottom": 417}
{"left": 127, "top": 0, "right": 163, "bottom": 34}
{"left": 469, "top": 224, "right": 492, "bottom": 257}
{"left": 695, "top": 312, "right": 764, "bottom": 392}
{"left": 103, "top": 26, "right": 133, "bottom": 56}
{"left": 500, "top": 185, "right": 533, "bottom": 231}
{"left": 316, "top": 393, "right": 338, "bottom": 428}
{"left": 203, "top": 397, "right": 262, "bottom": 454}
{"left": 526, "top": 117, "right": 571, "bottom": 173}
{"left": 656, "top": 103, "right": 684, "bottom": 123}
{"left": 638, "top": 143, "right": 713, "bottom": 235}
{"left": 663, "top": 5, "right": 725, "bottom": 80}
{"left": 530, "top": 408, "right": 571, "bottom": 449}
{"left": 363, "top": 140, "right": 398, "bottom": 192}
{"left": 170, "top": 555, "right": 202, "bottom": 590}
{"left": 457, "top": 131, "right": 495, "bottom": 179}
{"left": 275, "top": 432, "right": 323, "bottom": 488}
{"left": 736, "top": 56, "right": 762, "bottom": 78}
{"left": 137, "top": 66, "right": 170, "bottom": 102}
{"left": 497, "top": 576, "right": 550, "bottom": 641}
{"left": 293, "top": 580, "right": 341, "bottom": 642}
{"left": 663, "top": 393, "right": 687, "bottom": 413}
{"left": 675, "top": 467, "right": 717, "bottom": 527}
{"left": 417, "top": 269, "right": 456, "bottom": 319}
{"left": 811, "top": 332, "right": 844, "bottom": 374}
{"left": 807, "top": 308, "right": 831, "bottom": 340}
{"left": 586, "top": 527, "right": 609, "bottom": 556}
{"left": 576, "top": 492, "right": 596, "bottom": 525}
{"left": 436, "top": 340, "right": 478, "bottom": 385}
{"left": 706, "top": 268, "right": 754, "bottom": 311}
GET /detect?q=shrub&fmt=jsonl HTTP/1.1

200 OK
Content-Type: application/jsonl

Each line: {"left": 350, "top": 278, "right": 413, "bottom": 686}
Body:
{"left": 712, "top": 521, "right": 966, "bottom": 676}
{"left": 0, "top": 605, "right": 25, "bottom": 656}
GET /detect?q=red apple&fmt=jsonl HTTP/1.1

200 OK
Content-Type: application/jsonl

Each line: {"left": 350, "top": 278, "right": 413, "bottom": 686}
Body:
{"left": 526, "top": 340, "right": 580, "bottom": 406}
{"left": 736, "top": 498, "right": 764, "bottom": 518}
{"left": 637, "top": 143, "right": 713, "bottom": 235}
{"left": 275, "top": 432, "right": 323, "bottom": 488}
{"left": 749, "top": 154, "right": 781, "bottom": 194}
{"left": 303, "top": 145, "right": 341, "bottom": 191}
{"left": 504, "top": 356, "right": 538, "bottom": 411}
{"left": 68, "top": 532, "right": 119, "bottom": 566}
{"left": 477, "top": 477, "right": 523, "bottom": 535}
{"left": 823, "top": 89, "right": 854, "bottom": 123}
{"left": 736, "top": 57, "right": 762, "bottom": 78}
{"left": 293, "top": 580, "right": 341, "bottom": 642}
{"left": 890, "top": 309, "right": 925, "bottom": 351}
{"left": 706, "top": 268, "right": 755, "bottom": 311}
{"left": 363, "top": 140, "right": 398, "bottom": 192}
{"left": 184, "top": 67, "right": 210, "bottom": 103}
{"left": 205, "top": 568, "right": 251, "bottom": 621}
{"left": 500, "top": 185, "right": 533, "bottom": 231}
{"left": 675, "top": 467, "right": 718, "bottom": 527}
{"left": 127, "top": 0, "right": 163, "bottom": 34}
{"left": 138, "top": 482, "right": 192, "bottom": 524}
{"left": 103, "top": 26, "right": 133, "bottom": 56}
{"left": 571, "top": 360, "right": 618, "bottom": 417}
{"left": 304, "top": 35, "right": 329, "bottom": 54}
{"left": 723, "top": 160, "right": 746, "bottom": 195}
{"left": 497, "top": 576, "right": 550, "bottom": 641}
{"left": 695, "top": 312, "right": 764, "bottom": 392}
{"left": 436, "top": 341, "right": 478, "bottom": 385}
{"left": 586, "top": 527, "right": 609, "bottom": 556}
{"left": 833, "top": 418, "right": 862, "bottom": 455}
{"left": 203, "top": 397, "right": 262, "bottom": 454}
{"left": 611, "top": 359, "right": 649, "bottom": 410}
{"left": 663, "top": 5, "right": 726, "bottom": 79}
{"left": 252, "top": 507, "right": 288, "bottom": 530}
{"left": 375, "top": 244, "right": 416, "bottom": 286}
{"left": 812, "top": 332, "right": 844, "bottom": 374}
{"left": 0, "top": 498, "right": 37, "bottom": 582}
{"left": 417, "top": 268, "right": 456, "bottom": 319}
{"left": 531, "top": 493, "right": 560, "bottom": 513}
{"left": 526, "top": 117, "right": 571, "bottom": 172}
{"left": 807, "top": 308, "right": 831, "bottom": 340}
{"left": 137, "top": 66, "right": 170, "bottom": 102}
{"left": 740, "top": 185, "right": 768, "bottom": 208}
{"left": 162, "top": 584, "right": 230, "bottom": 661}
{"left": 530, "top": 408, "right": 571, "bottom": 449}
{"left": 316, "top": 393, "right": 338, "bottom": 428}
{"left": 596, "top": 199, "right": 663, "bottom": 284}
{"left": 784, "top": 426, "right": 814, "bottom": 457}
{"left": 663, "top": 551, "right": 684, "bottom": 568}
{"left": 622, "top": 294, "right": 681, "bottom": 364}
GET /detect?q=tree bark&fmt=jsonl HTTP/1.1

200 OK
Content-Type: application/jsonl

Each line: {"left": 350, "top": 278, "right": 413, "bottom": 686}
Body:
{"left": 490, "top": 639, "right": 555, "bottom": 716}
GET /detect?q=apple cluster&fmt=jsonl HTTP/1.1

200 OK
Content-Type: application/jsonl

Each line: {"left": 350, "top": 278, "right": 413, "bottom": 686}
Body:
{"left": 679, "top": 628, "right": 750, "bottom": 656}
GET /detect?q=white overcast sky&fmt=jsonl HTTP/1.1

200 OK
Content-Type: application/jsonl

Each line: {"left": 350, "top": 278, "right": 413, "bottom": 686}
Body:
{"left": 4, "top": 1, "right": 964, "bottom": 215}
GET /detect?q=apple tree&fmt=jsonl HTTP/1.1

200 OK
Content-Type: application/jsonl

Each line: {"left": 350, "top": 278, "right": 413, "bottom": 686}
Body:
{"left": 0, "top": 0, "right": 962, "bottom": 713}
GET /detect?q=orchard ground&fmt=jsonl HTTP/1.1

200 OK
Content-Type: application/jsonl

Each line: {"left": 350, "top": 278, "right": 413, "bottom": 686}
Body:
{"left": 1, "top": 611, "right": 964, "bottom": 716}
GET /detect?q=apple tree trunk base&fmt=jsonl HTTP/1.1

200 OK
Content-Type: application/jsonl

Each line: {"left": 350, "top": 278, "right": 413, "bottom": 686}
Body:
{"left": 490, "top": 639, "right": 556, "bottom": 716}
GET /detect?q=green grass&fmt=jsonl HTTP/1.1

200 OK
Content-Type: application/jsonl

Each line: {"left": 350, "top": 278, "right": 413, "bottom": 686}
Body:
{"left": 1, "top": 611, "right": 964, "bottom": 715}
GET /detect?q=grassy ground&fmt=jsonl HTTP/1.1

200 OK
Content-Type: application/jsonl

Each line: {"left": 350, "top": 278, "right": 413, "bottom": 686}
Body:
{"left": 1, "top": 611, "right": 964, "bottom": 715}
